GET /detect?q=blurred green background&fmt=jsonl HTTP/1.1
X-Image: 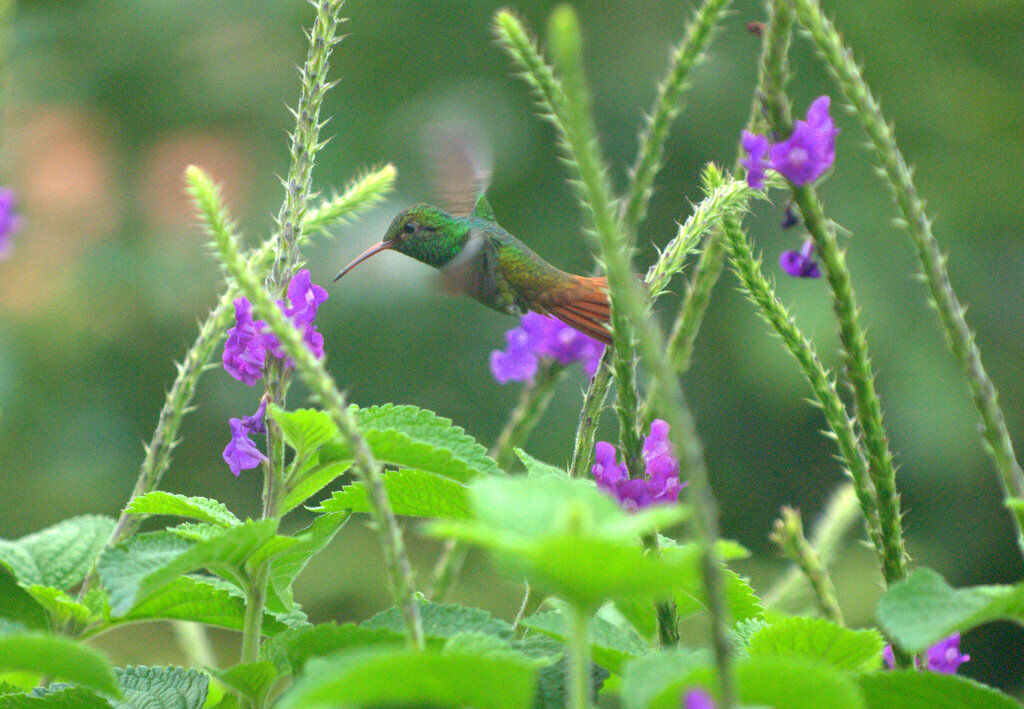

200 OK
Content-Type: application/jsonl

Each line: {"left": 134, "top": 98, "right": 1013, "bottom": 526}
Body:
{"left": 2, "top": 0, "right": 1023, "bottom": 694}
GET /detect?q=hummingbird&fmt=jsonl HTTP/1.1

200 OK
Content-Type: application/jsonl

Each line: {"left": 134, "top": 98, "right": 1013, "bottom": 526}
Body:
{"left": 334, "top": 193, "right": 612, "bottom": 344}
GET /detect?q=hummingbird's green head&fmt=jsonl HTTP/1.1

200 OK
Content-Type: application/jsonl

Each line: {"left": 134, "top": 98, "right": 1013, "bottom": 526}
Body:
{"left": 334, "top": 203, "right": 466, "bottom": 281}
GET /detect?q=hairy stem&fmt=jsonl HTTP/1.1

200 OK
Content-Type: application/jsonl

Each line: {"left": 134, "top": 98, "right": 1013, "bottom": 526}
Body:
{"left": 771, "top": 506, "right": 844, "bottom": 625}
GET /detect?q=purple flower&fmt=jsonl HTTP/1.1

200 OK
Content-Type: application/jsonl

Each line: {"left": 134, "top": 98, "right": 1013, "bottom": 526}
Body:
{"left": 683, "top": 688, "right": 716, "bottom": 709}
{"left": 222, "top": 270, "right": 328, "bottom": 384}
{"left": 490, "top": 312, "right": 605, "bottom": 384}
{"left": 780, "top": 239, "right": 822, "bottom": 278}
{"left": 0, "top": 188, "right": 22, "bottom": 261}
{"left": 592, "top": 419, "right": 685, "bottom": 510}
{"left": 883, "top": 633, "right": 970, "bottom": 674}
{"left": 223, "top": 399, "right": 268, "bottom": 476}
{"left": 741, "top": 95, "right": 838, "bottom": 189}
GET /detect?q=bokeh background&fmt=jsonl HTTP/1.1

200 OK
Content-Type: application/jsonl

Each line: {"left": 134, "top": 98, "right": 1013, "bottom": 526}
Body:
{"left": 2, "top": 0, "right": 1023, "bottom": 695}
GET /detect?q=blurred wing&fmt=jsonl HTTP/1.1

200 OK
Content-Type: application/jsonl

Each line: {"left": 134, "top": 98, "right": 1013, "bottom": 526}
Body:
{"left": 423, "top": 121, "right": 493, "bottom": 218}
{"left": 437, "top": 228, "right": 503, "bottom": 308}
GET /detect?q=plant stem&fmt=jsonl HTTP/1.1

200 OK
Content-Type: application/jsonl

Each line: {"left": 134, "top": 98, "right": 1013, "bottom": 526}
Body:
{"left": 569, "top": 355, "right": 613, "bottom": 478}
{"left": 771, "top": 506, "right": 844, "bottom": 625}
{"left": 567, "top": 605, "right": 592, "bottom": 709}
{"left": 490, "top": 362, "right": 567, "bottom": 471}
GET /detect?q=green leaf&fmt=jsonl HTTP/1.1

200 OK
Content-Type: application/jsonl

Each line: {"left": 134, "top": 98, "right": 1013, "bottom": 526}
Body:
{"left": 321, "top": 404, "right": 502, "bottom": 482}
{"left": 858, "top": 670, "right": 1022, "bottom": 709}
{"left": 621, "top": 647, "right": 711, "bottom": 709}
{"left": 269, "top": 407, "right": 339, "bottom": 460}
{"left": 24, "top": 587, "right": 94, "bottom": 626}
{"left": 522, "top": 610, "right": 648, "bottom": 674}
{"left": 211, "top": 662, "right": 279, "bottom": 707}
{"left": 262, "top": 623, "right": 406, "bottom": 675}
{"left": 277, "top": 648, "right": 537, "bottom": 709}
{"left": 98, "top": 520, "right": 279, "bottom": 616}
{"left": 747, "top": 616, "right": 885, "bottom": 671}
{"left": 0, "top": 687, "right": 111, "bottom": 709}
{"left": 0, "top": 633, "right": 118, "bottom": 695}
{"left": 877, "top": 567, "right": 1024, "bottom": 653}
{"left": 0, "top": 516, "right": 115, "bottom": 591}
{"left": 115, "top": 666, "right": 208, "bottom": 709}
{"left": 125, "top": 492, "right": 240, "bottom": 528}
{"left": 280, "top": 460, "right": 351, "bottom": 516}
{"left": 514, "top": 449, "right": 566, "bottom": 478}
{"left": 264, "top": 512, "right": 349, "bottom": 615}
{"left": 363, "top": 602, "right": 513, "bottom": 641}
{"left": 318, "top": 469, "right": 470, "bottom": 519}
{"left": 0, "top": 570, "right": 46, "bottom": 630}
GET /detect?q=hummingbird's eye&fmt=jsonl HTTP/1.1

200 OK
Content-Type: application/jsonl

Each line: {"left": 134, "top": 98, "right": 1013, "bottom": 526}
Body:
{"left": 403, "top": 221, "right": 417, "bottom": 235}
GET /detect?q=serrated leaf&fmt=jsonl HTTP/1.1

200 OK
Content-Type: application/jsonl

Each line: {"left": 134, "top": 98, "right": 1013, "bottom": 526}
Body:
{"left": 211, "top": 662, "right": 279, "bottom": 707}
{"left": 0, "top": 633, "right": 118, "bottom": 695}
{"left": 0, "top": 687, "right": 110, "bottom": 709}
{"left": 523, "top": 610, "right": 649, "bottom": 674}
{"left": 98, "top": 521, "right": 279, "bottom": 616}
{"left": 125, "top": 493, "right": 239, "bottom": 528}
{"left": 277, "top": 648, "right": 537, "bottom": 709}
{"left": 878, "top": 567, "right": 1024, "bottom": 653}
{"left": 318, "top": 469, "right": 470, "bottom": 519}
{"left": 262, "top": 623, "right": 405, "bottom": 675}
{"left": 167, "top": 523, "right": 223, "bottom": 543}
{"left": 0, "top": 517, "right": 115, "bottom": 591}
{"left": 747, "top": 616, "right": 885, "bottom": 671}
{"left": 442, "top": 632, "right": 519, "bottom": 658}
{"left": 114, "top": 666, "right": 208, "bottom": 709}
{"left": 321, "top": 404, "right": 501, "bottom": 481}
{"left": 514, "top": 449, "right": 566, "bottom": 478}
{"left": 24, "top": 587, "right": 94, "bottom": 625}
{"left": 858, "top": 670, "right": 1022, "bottom": 709}
{"left": 280, "top": 460, "right": 351, "bottom": 516}
{"left": 269, "top": 407, "right": 339, "bottom": 460}
{"left": 363, "top": 602, "right": 513, "bottom": 641}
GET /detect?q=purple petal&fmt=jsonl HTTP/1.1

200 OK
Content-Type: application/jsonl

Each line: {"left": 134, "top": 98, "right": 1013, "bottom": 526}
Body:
{"left": 223, "top": 417, "right": 268, "bottom": 476}
{"left": 683, "top": 688, "right": 717, "bottom": 709}
{"left": 780, "top": 249, "right": 822, "bottom": 278}
{"left": 741, "top": 131, "right": 770, "bottom": 190}
{"left": 925, "top": 633, "right": 970, "bottom": 674}
{"left": 882, "top": 644, "right": 896, "bottom": 670}
{"left": 768, "top": 95, "right": 838, "bottom": 186}
{"left": 489, "top": 338, "right": 538, "bottom": 384}
{"left": 592, "top": 441, "right": 627, "bottom": 489}
{"left": 223, "top": 298, "right": 269, "bottom": 385}
{"left": 0, "top": 188, "right": 20, "bottom": 261}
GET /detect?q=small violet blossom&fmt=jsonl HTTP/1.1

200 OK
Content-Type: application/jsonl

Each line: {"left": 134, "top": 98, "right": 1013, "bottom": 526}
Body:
{"left": 0, "top": 188, "right": 22, "bottom": 261}
{"left": 592, "top": 419, "right": 685, "bottom": 510}
{"left": 490, "top": 312, "right": 605, "bottom": 384}
{"left": 780, "top": 239, "right": 822, "bottom": 278}
{"left": 683, "top": 689, "right": 716, "bottom": 709}
{"left": 742, "top": 96, "right": 838, "bottom": 189}
{"left": 883, "top": 633, "right": 970, "bottom": 674}
{"left": 223, "top": 399, "right": 268, "bottom": 476}
{"left": 222, "top": 269, "right": 328, "bottom": 385}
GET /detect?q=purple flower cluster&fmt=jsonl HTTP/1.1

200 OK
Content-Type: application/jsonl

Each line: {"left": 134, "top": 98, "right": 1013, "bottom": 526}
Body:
{"left": 883, "top": 633, "right": 970, "bottom": 674}
{"left": 683, "top": 689, "right": 716, "bottom": 709}
{"left": 592, "top": 419, "right": 684, "bottom": 510}
{"left": 0, "top": 188, "right": 22, "bottom": 261}
{"left": 223, "top": 399, "right": 268, "bottom": 476}
{"left": 223, "top": 269, "right": 327, "bottom": 386}
{"left": 780, "top": 239, "right": 822, "bottom": 279}
{"left": 741, "top": 95, "right": 838, "bottom": 190}
{"left": 489, "top": 312, "right": 605, "bottom": 384}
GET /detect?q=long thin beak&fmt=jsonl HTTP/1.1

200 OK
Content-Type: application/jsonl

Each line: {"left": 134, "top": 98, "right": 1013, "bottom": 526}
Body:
{"left": 333, "top": 239, "right": 396, "bottom": 282}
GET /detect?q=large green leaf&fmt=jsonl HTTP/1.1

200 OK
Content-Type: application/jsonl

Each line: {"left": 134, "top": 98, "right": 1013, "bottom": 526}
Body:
{"left": 318, "top": 469, "right": 470, "bottom": 519}
{"left": 211, "top": 662, "right": 279, "bottom": 708}
{"left": 522, "top": 610, "right": 649, "bottom": 674}
{"left": 125, "top": 493, "right": 239, "bottom": 528}
{"left": 746, "top": 616, "right": 885, "bottom": 672}
{"left": 98, "top": 520, "right": 278, "bottom": 616}
{"left": 262, "top": 623, "right": 406, "bottom": 675}
{"left": 363, "top": 602, "right": 513, "bottom": 641}
{"left": 279, "top": 460, "right": 351, "bottom": 516}
{"left": 877, "top": 567, "right": 1024, "bottom": 653}
{"left": 114, "top": 666, "right": 208, "bottom": 709}
{"left": 0, "top": 517, "right": 115, "bottom": 591}
{"left": 0, "top": 633, "right": 118, "bottom": 695}
{"left": 277, "top": 648, "right": 537, "bottom": 709}
{"left": 269, "top": 407, "right": 339, "bottom": 460}
{"left": 858, "top": 670, "right": 1022, "bottom": 709}
{"left": 319, "top": 404, "right": 501, "bottom": 482}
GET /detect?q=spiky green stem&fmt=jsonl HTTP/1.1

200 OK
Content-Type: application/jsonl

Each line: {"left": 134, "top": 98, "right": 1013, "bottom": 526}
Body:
{"left": 192, "top": 166, "right": 424, "bottom": 649}
{"left": 569, "top": 355, "right": 613, "bottom": 478}
{"left": 791, "top": 0, "right": 1024, "bottom": 555}
{"left": 771, "top": 506, "right": 844, "bottom": 625}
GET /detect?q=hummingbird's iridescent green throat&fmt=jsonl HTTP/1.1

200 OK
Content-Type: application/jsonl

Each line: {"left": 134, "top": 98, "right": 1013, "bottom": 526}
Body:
{"left": 334, "top": 201, "right": 613, "bottom": 344}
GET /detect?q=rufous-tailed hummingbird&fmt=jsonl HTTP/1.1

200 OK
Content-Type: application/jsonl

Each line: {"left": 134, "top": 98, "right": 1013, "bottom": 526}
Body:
{"left": 334, "top": 192, "right": 612, "bottom": 344}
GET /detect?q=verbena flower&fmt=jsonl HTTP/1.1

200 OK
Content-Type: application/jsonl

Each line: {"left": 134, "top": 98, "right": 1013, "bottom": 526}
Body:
{"left": 592, "top": 419, "right": 684, "bottom": 510}
{"left": 223, "top": 399, "right": 268, "bottom": 476}
{"left": 0, "top": 188, "right": 22, "bottom": 261}
{"left": 883, "top": 633, "right": 970, "bottom": 674}
{"left": 742, "top": 95, "right": 838, "bottom": 189}
{"left": 683, "top": 688, "right": 716, "bottom": 709}
{"left": 780, "top": 239, "right": 822, "bottom": 278}
{"left": 490, "top": 312, "right": 605, "bottom": 384}
{"left": 222, "top": 269, "right": 328, "bottom": 384}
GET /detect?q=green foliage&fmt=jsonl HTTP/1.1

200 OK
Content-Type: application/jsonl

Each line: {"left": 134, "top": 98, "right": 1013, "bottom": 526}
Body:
{"left": 0, "top": 687, "right": 111, "bottom": 709}
{"left": 858, "top": 671, "right": 1024, "bottom": 709}
{"left": 0, "top": 517, "right": 115, "bottom": 591}
{"left": 878, "top": 567, "right": 1024, "bottom": 653}
{"left": 0, "top": 632, "right": 118, "bottom": 696}
{"left": 745, "top": 616, "right": 885, "bottom": 672}
{"left": 522, "top": 610, "right": 648, "bottom": 674}
{"left": 269, "top": 407, "right": 339, "bottom": 463}
{"left": 125, "top": 493, "right": 240, "bottom": 528}
{"left": 263, "top": 512, "right": 349, "bottom": 616}
{"left": 211, "top": 662, "right": 279, "bottom": 708}
{"left": 318, "top": 468, "right": 470, "bottom": 520}
{"left": 23, "top": 587, "right": 93, "bottom": 626}
{"left": 279, "top": 460, "right": 351, "bottom": 516}
{"left": 119, "top": 576, "right": 285, "bottom": 634}
{"left": 276, "top": 648, "right": 538, "bottom": 709}
{"left": 262, "top": 623, "right": 406, "bottom": 675}
{"left": 363, "top": 601, "right": 512, "bottom": 642}
{"left": 514, "top": 449, "right": 567, "bottom": 478}
{"left": 0, "top": 571, "right": 47, "bottom": 630}
{"left": 620, "top": 647, "right": 711, "bottom": 709}
{"left": 115, "top": 666, "right": 208, "bottom": 709}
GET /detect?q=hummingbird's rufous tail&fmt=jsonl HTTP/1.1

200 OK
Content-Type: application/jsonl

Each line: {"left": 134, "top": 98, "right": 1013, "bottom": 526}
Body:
{"left": 541, "top": 276, "right": 612, "bottom": 346}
